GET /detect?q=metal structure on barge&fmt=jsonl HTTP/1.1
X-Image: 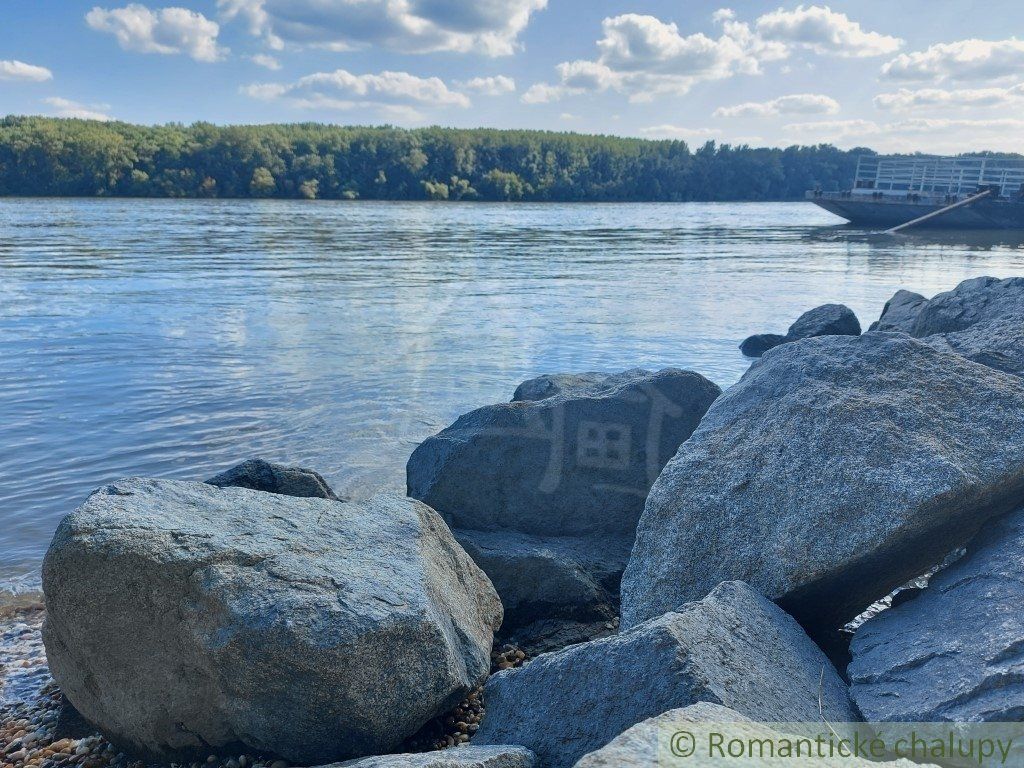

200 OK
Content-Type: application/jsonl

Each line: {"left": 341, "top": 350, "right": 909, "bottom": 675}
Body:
{"left": 808, "top": 154, "right": 1024, "bottom": 230}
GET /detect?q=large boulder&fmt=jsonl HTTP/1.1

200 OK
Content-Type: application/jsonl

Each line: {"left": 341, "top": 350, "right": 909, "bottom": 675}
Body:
{"left": 328, "top": 746, "right": 537, "bottom": 768}
{"left": 621, "top": 333, "right": 1024, "bottom": 637}
{"left": 868, "top": 290, "right": 928, "bottom": 333}
{"left": 407, "top": 368, "right": 721, "bottom": 538}
{"left": 922, "top": 316, "right": 1024, "bottom": 377}
{"left": 206, "top": 457, "right": 341, "bottom": 500}
{"left": 453, "top": 529, "right": 628, "bottom": 630}
{"left": 512, "top": 370, "right": 647, "bottom": 402}
{"left": 786, "top": 303, "right": 861, "bottom": 340}
{"left": 473, "top": 581, "right": 857, "bottom": 768}
{"left": 911, "top": 276, "right": 1024, "bottom": 336}
{"left": 42, "top": 479, "right": 501, "bottom": 763}
{"left": 739, "top": 333, "right": 786, "bottom": 358}
{"left": 849, "top": 506, "right": 1024, "bottom": 722}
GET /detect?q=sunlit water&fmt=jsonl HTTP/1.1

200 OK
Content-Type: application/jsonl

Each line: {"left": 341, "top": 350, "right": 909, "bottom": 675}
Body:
{"left": 2, "top": 198, "right": 1024, "bottom": 596}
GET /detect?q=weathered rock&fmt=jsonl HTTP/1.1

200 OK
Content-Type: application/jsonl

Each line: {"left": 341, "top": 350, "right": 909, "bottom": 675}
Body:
{"left": 739, "top": 333, "right": 786, "bottom": 358}
{"left": 868, "top": 289, "right": 928, "bottom": 333}
{"left": 328, "top": 746, "right": 536, "bottom": 768}
{"left": 512, "top": 370, "right": 647, "bottom": 402}
{"left": 911, "top": 276, "right": 1024, "bottom": 336}
{"left": 42, "top": 479, "right": 501, "bottom": 763}
{"left": 849, "top": 506, "right": 1024, "bottom": 721}
{"left": 407, "top": 368, "right": 721, "bottom": 538}
{"left": 621, "top": 333, "right": 1024, "bottom": 636}
{"left": 786, "top": 303, "right": 861, "bottom": 340}
{"left": 922, "top": 316, "right": 1024, "bottom": 377}
{"left": 573, "top": 704, "right": 934, "bottom": 767}
{"left": 206, "top": 457, "right": 341, "bottom": 500}
{"left": 454, "top": 529, "right": 629, "bottom": 630}
{"left": 473, "top": 581, "right": 857, "bottom": 768}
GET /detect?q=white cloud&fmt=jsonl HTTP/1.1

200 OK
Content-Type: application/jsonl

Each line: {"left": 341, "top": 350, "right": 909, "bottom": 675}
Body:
{"left": 639, "top": 125, "right": 723, "bottom": 140}
{"left": 86, "top": 4, "right": 226, "bottom": 62}
{"left": 43, "top": 97, "right": 113, "bottom": 121}
{"left": 242, "top": 68, "right": 470, "bottom": 121}
{"left": 457, "top": 75, "right": 516, "bottom": 95}
{"left": 874, "top": 84, "right": 1024, "bottom": 111}
{"left": 714, "top": 93, "right": 839, "bottom": 117}
{"left": 248, "top": 53, "right": 281, "bottom": 70}
{"left": 218, "top": 0, "right": 546, "bottom": 57}
{"left": 712, "top": 9, "right": 736, "bottom": 23}
{"left": 0, "top": 60, "right": 53, "bottom": 82}
{"left": 783, "top": 117, "right": 1024, "bottom": 153}
{"left": 521, "top": 82, "right": 565, "bottom": 104}
{"left": 881, "top": 39, "right": 1024, "bottom": 83}
{"left": 755, "top": 5, "right": 902, "bottom": 58}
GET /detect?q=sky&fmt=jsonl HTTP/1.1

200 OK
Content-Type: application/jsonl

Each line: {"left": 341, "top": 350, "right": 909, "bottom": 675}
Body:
{"left": 3, "top": 1, "right": 1024, "bottom": 153}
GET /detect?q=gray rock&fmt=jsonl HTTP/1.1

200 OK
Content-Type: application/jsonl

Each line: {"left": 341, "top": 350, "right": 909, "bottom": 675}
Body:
{"left": 206, "top": 458, "right": 341, "bottom": 500}
{"left": 327, "top": 746, "right": 536, "bottom": 768}
{"left": 42, "top": 479, "right": 501, "bottom": 763}
{"left": 473, "top": 581, "right": 857, "bottom": 768}
{"left": 453, "top": 529, "right": 630, "bottom": 630}
{"left": 868, "top": 289, "right": 928, "bottom": 333}
{"left": 512, "top": 370, "right": 648, "bottom": 402}
{"left": 407, "top": 368, "right": 721, "bottom": 538}
{"left": 911, "top": 276, "right": 1024, "bottom": 336}
{"left": 849, "top": 506, "right": 1024, "bottom": 722}
{"left": 786, "top": 303, "right": 861, "bottom": 340}
{"left": 621, "top": 333, "right": 1024, "bottom": 636}
{"left": 573, "top": 704, "right": 932, "bottom": 767}
{"left": 922, "top": 316, "right": 1024, "bottom": 377}
{"left": 739, "top": 333, "right": 786, "bottom": 358}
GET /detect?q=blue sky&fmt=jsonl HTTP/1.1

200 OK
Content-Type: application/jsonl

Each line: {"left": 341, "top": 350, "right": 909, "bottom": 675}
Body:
{"left": 4, "top": 1, "right": 1024, "bottom": 152}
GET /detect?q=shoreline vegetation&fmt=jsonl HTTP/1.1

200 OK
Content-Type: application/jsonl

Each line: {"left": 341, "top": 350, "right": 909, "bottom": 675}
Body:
{"left": 0, "top": 116, "right": 870, "bottom": 202}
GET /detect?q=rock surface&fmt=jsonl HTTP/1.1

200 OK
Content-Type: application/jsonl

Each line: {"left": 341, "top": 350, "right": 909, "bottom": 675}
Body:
{"left": 621, "top": 333, "right": 1024, "bottom": 636}
{"left": 911, "top": 276, "right": 1024, "bottom": 336}
{"left": 868, "top": 290, "right": 928, "bottom": 333}
{"left": 206, "top": 457, "right": 341, "bottom": 500}
{"left": 739, "top": 333, "right": 786, "bottom": 358}
{"left": 473, "top": 581, "right": 857, "bottom": 768}
{"left": 786, "top": 303, "right": 861, "bottom": 340}
{"left": 328, "top": 746, "right": 537, "bottom": 768}
{"left": 408, "top": 368, "right": 721, "bottom": 538}
{"left": 512, "top": 370, "right": 647, "bottom": 402}
{"left": 922, "top": 316, "right": 1024, "bottom": 377}
{"left": 42, "top": 479, "right": 501, "bottom": 763}
{"left": 849, "top": 506, "right": 1024, "bottom": 722}
{"left": 454, "top": 529, "right": 628, "bottom": 630}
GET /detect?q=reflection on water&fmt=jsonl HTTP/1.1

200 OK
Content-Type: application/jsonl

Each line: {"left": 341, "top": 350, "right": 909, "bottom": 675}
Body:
{"left": 1, "top": 199, "right": 1023, "bottom": 594}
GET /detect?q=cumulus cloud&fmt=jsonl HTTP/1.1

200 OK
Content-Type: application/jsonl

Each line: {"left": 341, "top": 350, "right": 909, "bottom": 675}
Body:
{"left": 783, "top": 116, "right": 1024, "bottom": 153}
{"left": 43, "top": 97, "right": 113, "bottom": 121}
{"left": 714, "top": 93, "right": 839, "bottom": 117}
{"left": 242, "top": 68, "right": 470, "bottom": 120}
{"left": 755, "top": 5, "right": 902, "bottom": 58}
{"left": 86, "top": 4, "right": 226, "bottom": 62}
{"left": 881, "top": 39, "right": 1024, "bottom": 83}
{"left": 874, "top": 84, "right": 1024, "bottom": 111}
{"left": 248, "top": 53, "right": 281, "bottom": 70}
{"left": 218, "top": 0, "right": 546, "bottom": 56}
{"left": 457, "top": 75, "right": 516, "bottom": 95}
{"left": 638, "top": 125, "right": 723, "bottom": 140}
{"left": 0, "top": 60, "right": 53, "bottom": 82}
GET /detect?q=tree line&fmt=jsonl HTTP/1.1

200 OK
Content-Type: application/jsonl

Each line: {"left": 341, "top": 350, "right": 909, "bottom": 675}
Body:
{"left": 0, "top": 116, "right": 870, "bottom": 202}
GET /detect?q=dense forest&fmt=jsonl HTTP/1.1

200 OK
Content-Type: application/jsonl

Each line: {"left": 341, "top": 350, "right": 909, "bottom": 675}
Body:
{"left": 0, "top": 116, "right": 870, "bottom": 201}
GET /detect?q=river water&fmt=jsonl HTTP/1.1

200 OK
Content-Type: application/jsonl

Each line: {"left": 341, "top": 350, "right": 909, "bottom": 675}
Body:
{"left": 2, "top": 198, "right": 1023, "bottom": 595}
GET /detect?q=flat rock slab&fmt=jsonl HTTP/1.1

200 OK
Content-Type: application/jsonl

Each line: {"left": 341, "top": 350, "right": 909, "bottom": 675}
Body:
{"left": 327, "top": 746, "right": 536, "bottom": 768}
{"left": 206, "top": 457, "right": 341, "bottom": 499}
{"left": 408, "top": 368, "right": 720, "bottom": 538}
{"left": 454, "top": 529, "right": 630, "bottom": 629}
{"left": 573, "top": 703, "right": 931, "bottom": 768}
{"left": 911, "top": 275, "right": 1024, "bottom": 336}
{"left": 43, "top": 479, "right": 501, "bottom": 764}
{"left": 622, "top": 333, "right": 1024, "bottom": 635}
{"left": 849, "top": 506, "right": 1024, "bottom": 721}
{"left": 868, "top": 290, "right": 928, "bottom": 333}
{"left": 473, "top": 581, "right": 856, "bottom": 768}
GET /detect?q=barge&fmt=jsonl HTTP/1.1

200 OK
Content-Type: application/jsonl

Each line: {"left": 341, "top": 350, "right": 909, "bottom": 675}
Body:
{"left": 808, "top": 154, "right": 1024, "bottom": 229}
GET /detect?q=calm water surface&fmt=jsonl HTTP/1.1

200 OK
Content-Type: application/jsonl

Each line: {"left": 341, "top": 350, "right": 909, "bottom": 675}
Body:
{"left": 3, "top": 198, "right": 1024, "bottom": 594}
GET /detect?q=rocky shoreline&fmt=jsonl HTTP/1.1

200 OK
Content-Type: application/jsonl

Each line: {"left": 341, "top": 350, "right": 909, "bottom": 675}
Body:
{"left": 5, "top": 275, "right": 1024, "bottom": 767}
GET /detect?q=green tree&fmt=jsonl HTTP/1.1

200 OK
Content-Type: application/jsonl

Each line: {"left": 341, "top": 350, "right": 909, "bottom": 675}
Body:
{"left": 249, "top": 166, "right": 276, "bottom": 197}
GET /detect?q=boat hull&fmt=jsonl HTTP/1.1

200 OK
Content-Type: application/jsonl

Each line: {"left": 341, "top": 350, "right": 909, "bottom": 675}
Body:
{"left": 811, "top": 197, "right": 1024, "bottom": 229}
